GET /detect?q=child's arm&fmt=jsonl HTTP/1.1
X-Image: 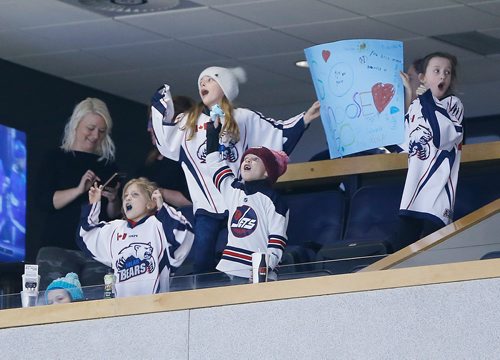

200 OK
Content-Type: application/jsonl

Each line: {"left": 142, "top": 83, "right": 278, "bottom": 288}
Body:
{"left": 205, "top": 121, "right": 240, "bottom": 202}
{"left": 206, "top": 121, "right": 222, "bottom": 155}
{"left": 266, "top": 198, "right": 289, "bottom": 270}
{"left": 155, "top": 204, "right": 194, "bottom": 268}
{"left": 150, "top": 84, "right": 184, "bottom": 161}
{"left": 242, "top": 109, "right": 302, "bottom": 155}
{"left": 243, "top": 102, "right": 319, "bottom": 156}
{"left": 400, "top": 71, "right": 414, "bottom": 113}
{"left": 75, "top": 199, "right": 115, "bottom": 268}
{"left": 88, "top": 182, "right": 103, "bottom": 204}
{"left": 303, "top": 101, "right": 321, "bottom": 125}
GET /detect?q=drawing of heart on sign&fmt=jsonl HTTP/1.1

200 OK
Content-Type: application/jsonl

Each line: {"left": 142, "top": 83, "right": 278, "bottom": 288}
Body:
{"left": 322, "top": 50, "right": 330, "bottom": 62}
{"left": 372, "top": 82, "right": 394, "bottom": 113}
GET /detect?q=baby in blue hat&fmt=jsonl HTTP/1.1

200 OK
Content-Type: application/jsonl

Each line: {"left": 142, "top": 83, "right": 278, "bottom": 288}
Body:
{"left": 45, "top": 272, "right": 84, "bottom": 305}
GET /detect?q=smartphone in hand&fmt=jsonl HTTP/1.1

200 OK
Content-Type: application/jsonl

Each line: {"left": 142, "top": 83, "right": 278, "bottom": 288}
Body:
{"left": 101, "top": 172, "right": 126, "bottom": 190}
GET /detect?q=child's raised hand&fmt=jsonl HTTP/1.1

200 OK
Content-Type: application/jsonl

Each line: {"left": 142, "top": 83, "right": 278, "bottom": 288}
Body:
{"left": 304, "top": 101, "right": 321, "bottom": 125}
{"left": 210, "top": 104, "right": 225, "bottom": 129}
{"left": 88, "top": 182, "right": 103, "bottom": 204}
{"left": 416, "top": 84, "right": 427, "bottom": 96}
{"left": 400, "top": 71, "right": 411, "bottom": 90}
{"left": 151, "top": 189, "right": 163, "bottom": 210}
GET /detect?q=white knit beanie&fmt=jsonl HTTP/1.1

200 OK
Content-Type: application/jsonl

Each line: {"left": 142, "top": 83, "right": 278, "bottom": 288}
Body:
{"left": 198, "top": 66, "right": 247, "bottom": 102}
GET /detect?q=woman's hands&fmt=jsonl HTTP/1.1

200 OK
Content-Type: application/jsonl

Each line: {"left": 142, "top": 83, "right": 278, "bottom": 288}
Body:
{"left": 53, "top": 169, "right": 100, "bottom": 209}
{"left": 101, "top": 181, "right": 120, "bottom": 203}
{"left": 103, "top": 181, "right": 122, "bottom": 219}
{"left": 78, "top": 170, "right": 100, "bottom": 195}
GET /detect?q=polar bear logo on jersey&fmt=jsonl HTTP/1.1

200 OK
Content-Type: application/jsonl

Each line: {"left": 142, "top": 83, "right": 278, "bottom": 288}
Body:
{"left": 197, "top": 138, "right": 239, "bottom": 163}
{"left": 116, "top": 242, "right": 155, "bottom": 281}
{"left": 409, "top": 125, "right": 432, "bottom": 160}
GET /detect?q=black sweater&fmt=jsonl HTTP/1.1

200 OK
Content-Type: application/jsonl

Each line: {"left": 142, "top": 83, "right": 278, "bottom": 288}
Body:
{"left": 36, "top": 149, "right": 119, "bottom": 250}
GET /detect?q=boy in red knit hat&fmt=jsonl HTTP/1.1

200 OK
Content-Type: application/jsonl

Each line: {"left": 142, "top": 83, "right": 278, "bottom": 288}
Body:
{"left": 205, "top": 121, "right": 289, "bottom": 282}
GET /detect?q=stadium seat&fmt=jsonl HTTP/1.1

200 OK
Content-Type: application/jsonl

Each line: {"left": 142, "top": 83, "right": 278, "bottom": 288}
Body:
{"left": 280, "top": 189, "right": 346, "bottom": 272}
{"left": 315, "top": 183, "right": 403, "bottom": 273}
{"left": 454, "top": 168, "right": 500, "bottom": 221}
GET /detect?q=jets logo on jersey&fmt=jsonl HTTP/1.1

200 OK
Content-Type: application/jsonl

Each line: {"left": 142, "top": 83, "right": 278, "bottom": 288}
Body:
{"left": 115, "top": 242, "right": 156, "bottom": 282}
{"left": 230, "top": 205, "right": 258, "bottom": 238}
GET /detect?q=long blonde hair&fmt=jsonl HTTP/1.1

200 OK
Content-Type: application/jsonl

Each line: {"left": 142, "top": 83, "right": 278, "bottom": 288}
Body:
{"left": 184, "top": 97, "right": 240, "bottom": 142}
{"left": 60, "top": 98, "right": 116, "bottom": 162}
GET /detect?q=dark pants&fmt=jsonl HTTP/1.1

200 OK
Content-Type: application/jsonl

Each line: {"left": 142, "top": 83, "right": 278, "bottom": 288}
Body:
{"left": 391, "top": 215, "right": 443, "bottom": 252}
{"left": 36, "top": 246, "right": 111, "bottom": 290}
{"left": 192, "top": 214, "right": 227, "bottom": 274}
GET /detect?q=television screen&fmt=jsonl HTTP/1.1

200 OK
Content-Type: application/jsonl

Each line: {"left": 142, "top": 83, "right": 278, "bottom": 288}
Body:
{"left": 0, "top": 124, "right": 26, "bottom": 262}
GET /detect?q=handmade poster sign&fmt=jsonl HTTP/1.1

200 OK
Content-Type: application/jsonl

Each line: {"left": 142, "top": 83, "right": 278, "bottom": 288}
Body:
{"left": 305, "top": 39, "right": 404, "bottom": 158}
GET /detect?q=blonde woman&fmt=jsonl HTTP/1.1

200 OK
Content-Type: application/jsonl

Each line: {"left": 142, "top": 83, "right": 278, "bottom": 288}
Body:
{"left": 36, "top": 98, "right": 122, "bottom": 289}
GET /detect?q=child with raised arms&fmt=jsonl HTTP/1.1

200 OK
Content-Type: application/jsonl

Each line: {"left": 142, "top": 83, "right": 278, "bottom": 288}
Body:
{"left": 394, "top": 52, "right": 464, "bottom": 250}
{"left": 151, "top": 66, "right": 320, "bottom": 273}
{"left": 205, "top": 119, "right": 289, "bottom": 281}
{"left": 76, "top": 177, "right": 194, "bottom": 297}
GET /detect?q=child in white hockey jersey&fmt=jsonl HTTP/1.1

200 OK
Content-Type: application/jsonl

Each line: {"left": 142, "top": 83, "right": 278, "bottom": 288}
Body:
{"left": 77, "top": 177, "right": 194, "bottom": 297}
{"left": 393, "top": 52, "right": 464, "bottom": 250}
{"left": 205, "top": 119, "right": 289, "bottom": 281}
{"left": 151, "top": 66, "right": 320, "bottom": 274}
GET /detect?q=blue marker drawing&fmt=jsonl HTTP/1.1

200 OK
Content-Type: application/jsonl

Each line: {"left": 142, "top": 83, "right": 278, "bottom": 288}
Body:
{"left": 305, "top": 39, "right": 404, "bottom": 158}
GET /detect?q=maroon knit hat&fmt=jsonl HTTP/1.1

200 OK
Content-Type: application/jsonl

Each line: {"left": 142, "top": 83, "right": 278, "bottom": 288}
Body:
{"left": 241, "top": 147, "right": 289, "bottom": 184}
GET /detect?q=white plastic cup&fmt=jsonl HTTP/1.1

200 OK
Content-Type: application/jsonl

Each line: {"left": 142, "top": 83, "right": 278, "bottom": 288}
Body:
{"left": 252, "top": 252, "right": 268, "bottom": 283}
{"left": 20, "top": 290, "right": 38, "bottom": 308}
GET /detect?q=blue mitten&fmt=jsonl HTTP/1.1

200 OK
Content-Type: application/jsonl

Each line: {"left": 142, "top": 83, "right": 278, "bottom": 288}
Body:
{"left": 210, "top": 104, "right": 225, "bottom": 123}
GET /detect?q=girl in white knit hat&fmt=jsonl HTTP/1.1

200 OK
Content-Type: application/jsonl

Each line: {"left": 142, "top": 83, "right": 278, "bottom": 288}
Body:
{"left": 151, "top": 66, "right": 320, "bottom": 274}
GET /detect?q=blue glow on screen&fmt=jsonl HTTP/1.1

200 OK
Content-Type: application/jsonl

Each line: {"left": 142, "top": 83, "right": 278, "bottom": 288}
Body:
{"left": 0, "top": 124, "right": 26, "bottom": 262}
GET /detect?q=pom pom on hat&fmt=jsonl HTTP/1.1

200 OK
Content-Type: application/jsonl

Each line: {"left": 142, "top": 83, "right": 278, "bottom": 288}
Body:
{"left": 242, "top": 147, "right": 289, "bottom": 184}
{"left": 198, "top": 66, "right": 247, "bottom": 102}
{"left": 45, "top": 272, "right": 84, "bottom": 303}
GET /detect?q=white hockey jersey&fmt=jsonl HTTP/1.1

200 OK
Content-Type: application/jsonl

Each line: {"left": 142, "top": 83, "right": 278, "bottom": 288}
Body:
{"left": 399, "top": 89, "right": 464, "bottom": 225}
{"left": 206, "top": 152, "right": 289, "bottom": 279}
{"left": 77, "top": 202, "right": 194, "bottom": 297}
{"left": 151, "top": 85, "right": 305, "bottom": 217}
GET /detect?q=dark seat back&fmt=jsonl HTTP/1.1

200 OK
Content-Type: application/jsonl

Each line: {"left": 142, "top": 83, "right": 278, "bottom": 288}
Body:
{"left": 343, "top": 183, "right": 403, "bottom": 247}
{"left": 279, "top": 190, "right": 346, "bottom": 271}
{"left": 284, "top": 189, "right": 346, "bottom": 249}
{"left": 454, "top": 168, "right": 500, "bottom": 221}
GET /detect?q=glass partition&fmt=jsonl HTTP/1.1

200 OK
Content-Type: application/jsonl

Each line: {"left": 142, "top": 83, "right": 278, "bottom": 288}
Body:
{"left": 2, "top": 207, "right": 498, "bottom": 312}
{"left": 0, "top": 254, "right": 387, "bottom": 310}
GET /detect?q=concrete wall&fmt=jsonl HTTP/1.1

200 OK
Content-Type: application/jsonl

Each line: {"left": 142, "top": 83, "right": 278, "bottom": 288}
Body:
{"left": 1, "top": 276, "right": 499, "bottom": 359}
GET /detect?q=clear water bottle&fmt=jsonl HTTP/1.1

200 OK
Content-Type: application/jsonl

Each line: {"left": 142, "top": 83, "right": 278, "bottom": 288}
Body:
{"left": 103, "top": 269, "right": 116, "bottom": 299}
